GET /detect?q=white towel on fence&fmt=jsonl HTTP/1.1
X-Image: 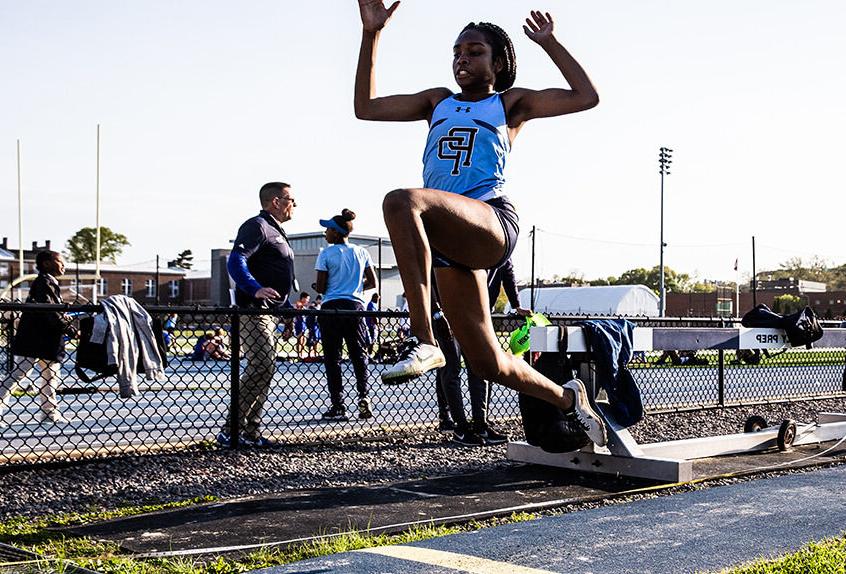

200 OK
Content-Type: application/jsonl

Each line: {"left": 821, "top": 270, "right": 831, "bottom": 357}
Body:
{"left": 101, "top": 295, "right": 166, "bottom": 398}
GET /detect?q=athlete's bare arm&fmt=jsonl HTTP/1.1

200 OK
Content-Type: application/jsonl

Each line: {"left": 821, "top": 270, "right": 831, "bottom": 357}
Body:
{"left": 504, "top": 11, "right": 599, "bottom": 129}
{"left": 354, "top": 0, "right": 451, "bottom": 122}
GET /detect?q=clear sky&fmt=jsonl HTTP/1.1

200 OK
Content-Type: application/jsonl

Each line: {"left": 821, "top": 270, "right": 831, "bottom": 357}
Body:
{"left": 1, "top": 1, "right": 843, "bottom": 283}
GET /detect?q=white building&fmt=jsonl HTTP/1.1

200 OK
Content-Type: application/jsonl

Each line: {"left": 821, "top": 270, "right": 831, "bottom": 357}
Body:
{"left": 514, "top": 285, "right": 660, "bottom": 317}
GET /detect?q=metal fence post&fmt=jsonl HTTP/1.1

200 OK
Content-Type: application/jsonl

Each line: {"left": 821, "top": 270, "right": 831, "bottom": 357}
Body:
{"left": 4, "top": 319, "right": 13, "bottom": 374}
{"left": 717, "top": 317, "right": 725, "bottom": 407}
{"left": 229, "top": 312, "right": 241, "bottom": 449}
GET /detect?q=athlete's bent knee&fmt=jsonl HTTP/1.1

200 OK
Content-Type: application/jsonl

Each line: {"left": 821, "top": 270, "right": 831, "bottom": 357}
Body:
{"left": 465, "top": 352, "right": 505, "bottom": 382}
{"left": 383, "top": 188, "right": 423, "bottom": 218}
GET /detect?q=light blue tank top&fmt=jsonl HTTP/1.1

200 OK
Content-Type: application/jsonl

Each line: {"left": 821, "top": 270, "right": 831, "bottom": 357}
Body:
{"left": 422, "top": 93, "right": 510, "bottom": 201}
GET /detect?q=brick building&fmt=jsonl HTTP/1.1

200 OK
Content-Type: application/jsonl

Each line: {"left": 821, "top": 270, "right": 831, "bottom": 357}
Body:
{"left": 666, "top": 283, "right": 846, "bottom": 319}
{"left": 0, "top": 237, "right": 186, "bottom": 304}
{"left": 0, "top": 246, "right": 14, "bottom": 292}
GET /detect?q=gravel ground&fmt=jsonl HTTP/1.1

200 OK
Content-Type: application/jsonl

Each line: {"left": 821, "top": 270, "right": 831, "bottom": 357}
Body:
{"left": 1, "top": 397, "right": 844, "bottom": 520}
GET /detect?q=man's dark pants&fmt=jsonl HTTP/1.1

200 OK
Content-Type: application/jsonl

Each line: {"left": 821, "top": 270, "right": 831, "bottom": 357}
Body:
{"left": 434, "top": 327, "right": 489, "bottom": 427}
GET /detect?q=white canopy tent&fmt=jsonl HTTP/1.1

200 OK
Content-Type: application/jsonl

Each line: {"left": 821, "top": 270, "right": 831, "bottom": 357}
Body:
{"left": 512, "top": 285, "right": 660, "bottom": 317}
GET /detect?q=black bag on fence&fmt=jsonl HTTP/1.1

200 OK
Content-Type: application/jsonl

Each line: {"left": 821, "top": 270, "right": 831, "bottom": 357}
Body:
{"left": 519, "top": 349, "right": 591, "bottom": 454}
{"left": 75, "top": 315, "right": 168, "bottom": 384}
{"left": 741, "top": 304, "right": 823, "bottom": 349}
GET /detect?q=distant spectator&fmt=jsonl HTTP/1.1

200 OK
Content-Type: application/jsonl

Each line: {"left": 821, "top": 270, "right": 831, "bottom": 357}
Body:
{"left": 1, "top": 251, "right": 75, "bottom": 425}
{"left": 215, "top": 327, "right": 230, "bottom": 357}
{"left": 162, "top": 313, "right": 178, "bottom": 350}
{"left": 294, "top": 292, "right": 311, "bottom": 358}
{"left": 191, "top": 331, "right": 217, "bottom": 361}
{"left": 305, "top": 295, "right": 323, "bottom": 359}
{"left": 731, "top": 349, "right": 771, "bottom": 366}
{"left": 314, "top": 209, "right": 377, "bottom": 421}
{"left": 657, "top": 350, "right": 709, "bottom": 366}
{"left": 162, "top": 327, "right": 174, "bottom": 350}
{"left": 366, "top": 293, "right": 380, "bottom": 353}
{"left": 397, "top": 293, "right": 410, "bottom": 340}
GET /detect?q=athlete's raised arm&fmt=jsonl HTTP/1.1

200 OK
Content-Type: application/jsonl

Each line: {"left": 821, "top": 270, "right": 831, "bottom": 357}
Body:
{"left": 354, "top": 0, "right": 450, "bottom": 122}
{"left": 505, "top": 11, "right": 599, "bottom": 128}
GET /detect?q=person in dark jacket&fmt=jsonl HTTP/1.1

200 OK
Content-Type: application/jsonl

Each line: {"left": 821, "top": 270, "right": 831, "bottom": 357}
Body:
{"left": 1, "top": 251, "right": 73, "bottom": 425}
{"left": 217, "top": 181, "right": 297, "bottom": 448}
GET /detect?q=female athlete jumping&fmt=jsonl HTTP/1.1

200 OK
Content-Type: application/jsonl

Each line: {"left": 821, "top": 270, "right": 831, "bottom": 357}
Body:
{"left": 354, "top": 1, "right": 606, "bottom": 445}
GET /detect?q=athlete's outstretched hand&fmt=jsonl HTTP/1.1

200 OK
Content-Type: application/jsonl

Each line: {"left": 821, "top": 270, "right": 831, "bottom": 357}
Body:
{"left": 358, "top": 0, "right": 400, "bottom": 33}
{"left": 523, "top": 10, "right": 555, "bottom": 45}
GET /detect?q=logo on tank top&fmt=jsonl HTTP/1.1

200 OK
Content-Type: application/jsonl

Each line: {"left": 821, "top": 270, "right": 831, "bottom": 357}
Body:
{"left": 437, "top": 127, "right": 478, "bottom": 176}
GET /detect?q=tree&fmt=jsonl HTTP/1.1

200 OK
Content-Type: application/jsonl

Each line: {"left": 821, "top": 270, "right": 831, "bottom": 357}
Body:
{"left": 771, "top": 256, "right": 831, "bottom": 283}
{"left": 772, "top": 294, "right": 803, "bottom": 314}
{"left": 168, "top": 249, "right": 194, "bottom": 270}
{"left": 65, "top": 227, "right": 130, "bottom": 263}
{"left": 610, "top": 266, "right": 692, "bottom": 295}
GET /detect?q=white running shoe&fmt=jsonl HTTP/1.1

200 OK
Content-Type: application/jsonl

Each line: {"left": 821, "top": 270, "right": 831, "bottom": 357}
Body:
{"left": 562, "top": 379, "right": 607, "bottom": 447}
{"left": 381, "top": 337, "right": 446, "bottom": 384}
{"left": 38, "top": 411, "right": 69, "bottom": 424}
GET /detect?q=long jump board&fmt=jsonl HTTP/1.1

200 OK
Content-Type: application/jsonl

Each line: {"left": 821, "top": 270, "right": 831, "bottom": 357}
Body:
{"left": 530, "top": 326, "right": 846, "bottom": 353}
{"left": 508, "top": 415, "right": 846, "bottom": 483}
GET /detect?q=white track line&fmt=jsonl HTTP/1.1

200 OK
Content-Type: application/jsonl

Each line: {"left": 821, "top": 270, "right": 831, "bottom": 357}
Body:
{"left": 357, "top": 545, "right": 556, "bottom": 573}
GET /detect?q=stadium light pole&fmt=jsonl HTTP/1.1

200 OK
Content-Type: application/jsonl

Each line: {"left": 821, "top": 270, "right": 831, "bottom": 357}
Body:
{"left": 16, "top": 139, "right": 23, "bottom": 288}
{"left": 94, "top": 124, "right": 101, "bottom": 303}
{"left": 658, "top": 147, "right": 673, "bottom": 317}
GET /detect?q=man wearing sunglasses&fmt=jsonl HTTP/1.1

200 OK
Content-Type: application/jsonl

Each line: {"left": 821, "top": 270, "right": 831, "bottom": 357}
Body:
{"left": 219, "top": 182, "right": 297, "bottom": 447}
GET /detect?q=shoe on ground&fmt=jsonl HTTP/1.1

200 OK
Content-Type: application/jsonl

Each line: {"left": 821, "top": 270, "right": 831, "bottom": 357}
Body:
{"left": 243, "top": 436, "right": 276, "bottom": 448}
{"left": 562, "top": 378, "right": 607, "bottom": 447}
{"left": 358, "top": 398, "right": 373, "bottom": 420}
{"left": 214, "top": 431, "right": 246, "bottom": 448}
{"left": 217, "top": 431, "right": 268, "bottom": 447}
{"left": 38, "top": 411, "right": 68, "bottom": 424}
{"left": 381, "top": 337, "right": 446, "bottom": 384}
{"left": 321, "top": 406, "right": 349, "bottom": 422}
{"left": 216, "top": 431, "right": 235, "bottom": 447}
{"left": 475, "top": 423, "right": 508, "bottom": 446}
{"left": 437, "top": 418, "right": 457, "bottom": 433}
{"left": 452, "top": 425, "right": 486, "bottom": 447}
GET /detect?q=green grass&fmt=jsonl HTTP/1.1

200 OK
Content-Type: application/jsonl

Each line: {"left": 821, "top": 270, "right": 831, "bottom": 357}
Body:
{"left": 0, "top": 510, "right": 539, "bottom": 573}
{"left": 0, "top": 496, "right": 219, "bottom": 546}
{"left": 717, "top": 534, "right": 846, "bottom": 573}
{"left": 629, "top": 349, "right": 846, "bottom": 369}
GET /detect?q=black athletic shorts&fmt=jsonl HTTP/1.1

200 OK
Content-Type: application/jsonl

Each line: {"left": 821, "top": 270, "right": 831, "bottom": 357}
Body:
{"left": 432, "top": 195, "right": 520, "bottom": 271}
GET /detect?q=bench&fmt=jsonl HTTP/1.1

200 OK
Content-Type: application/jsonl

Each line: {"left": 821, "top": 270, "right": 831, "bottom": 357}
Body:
{"left": 507, "top": 326, "right": 846, "bottom": 482}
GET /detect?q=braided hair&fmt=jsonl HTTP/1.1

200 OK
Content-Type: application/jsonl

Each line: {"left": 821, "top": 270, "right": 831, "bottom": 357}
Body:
{"left": 461, "top": 22, "right": 516, "bottom": 92}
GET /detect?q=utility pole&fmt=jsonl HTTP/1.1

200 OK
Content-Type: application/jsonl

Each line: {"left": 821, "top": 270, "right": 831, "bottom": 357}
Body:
{"left": 658, "top": 147, "right": 673, "bottom": 317}
{"left": 16, "top": 139, "right": 23, "bottom": 296}
{"left": 530, "top": 225, "right": 536, "bottom": 309}
{"left": 94, "top": 124, "right": 101, "bottom": 303}
{"left": 752, "top": 236, "right": 757, "bottom": 306}
{"left": 377, "top": 238, "right": 382, "bottom": 311}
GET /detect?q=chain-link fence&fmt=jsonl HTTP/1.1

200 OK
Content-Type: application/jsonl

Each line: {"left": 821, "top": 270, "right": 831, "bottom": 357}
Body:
{"left": 0, "top": 303, "right": 844, "bottom": 468}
